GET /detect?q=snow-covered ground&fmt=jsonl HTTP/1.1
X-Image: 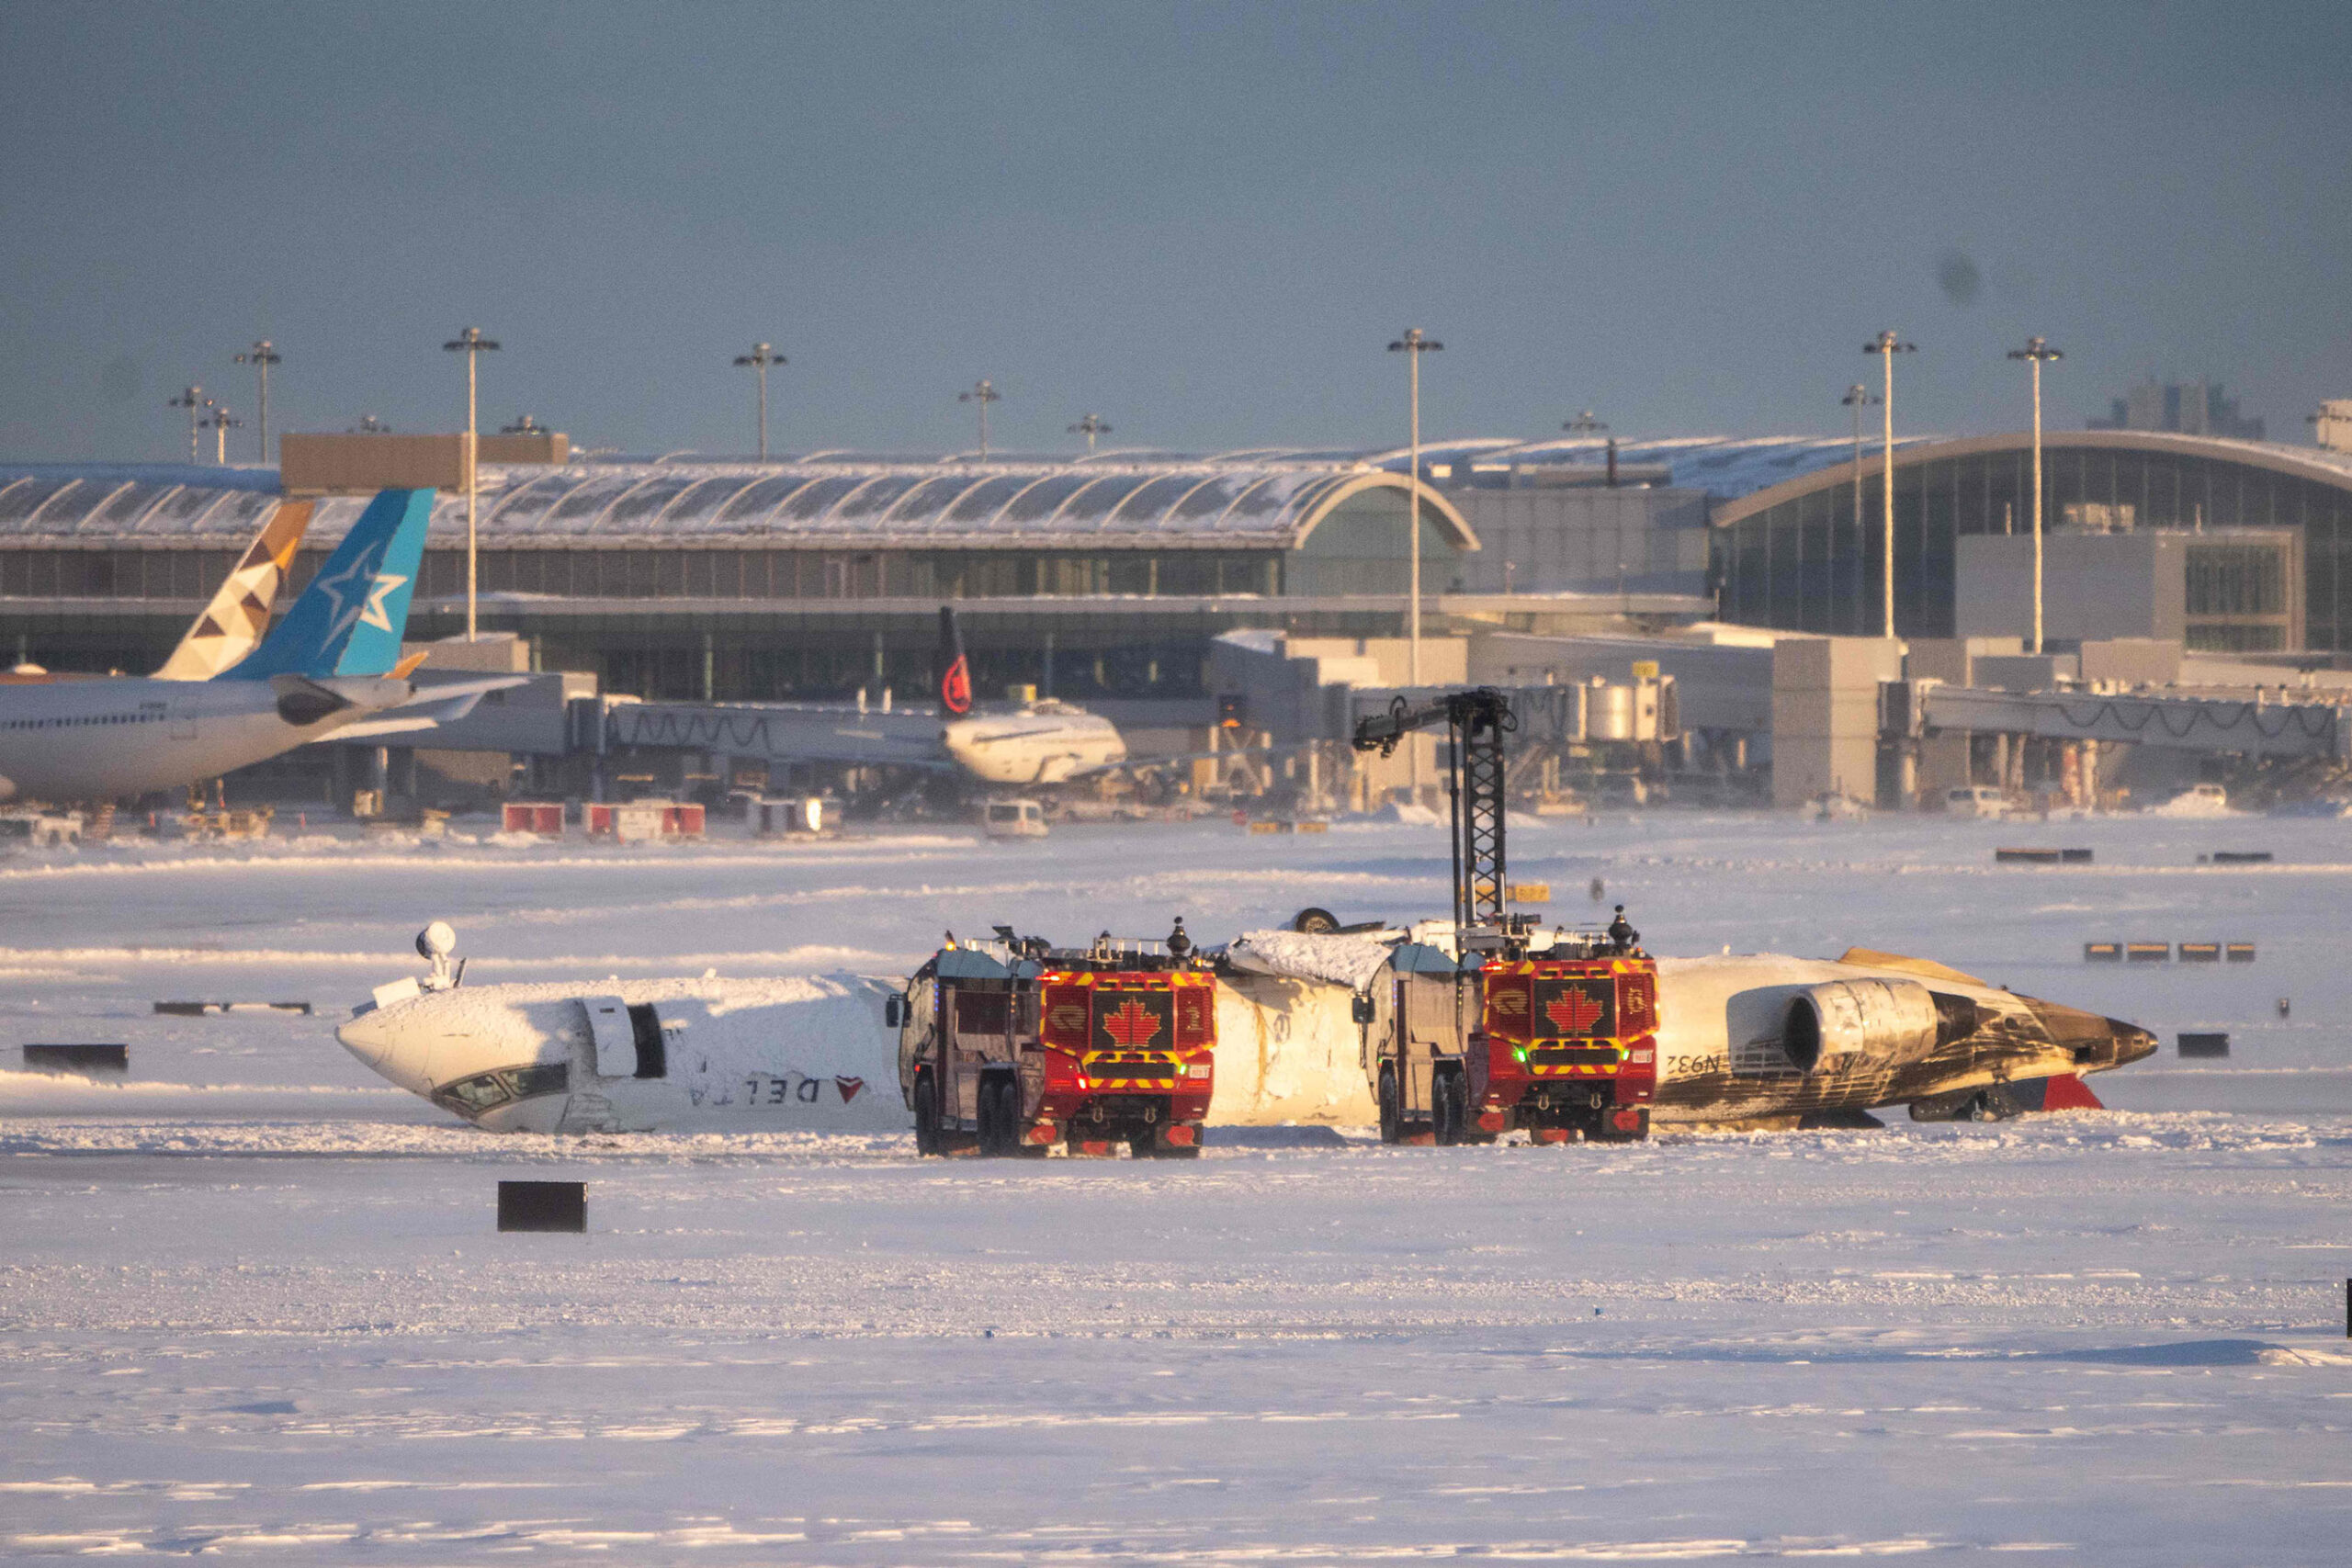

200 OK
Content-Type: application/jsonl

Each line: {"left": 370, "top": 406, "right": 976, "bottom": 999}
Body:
{"left": 4, "top": 811, "right": 2348, "bottom": 1562}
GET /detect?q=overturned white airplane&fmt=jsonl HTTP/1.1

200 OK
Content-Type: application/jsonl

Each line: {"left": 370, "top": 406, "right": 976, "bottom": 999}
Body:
{"left": 336, "top": 917, "right": 2153, "bottom": 1141}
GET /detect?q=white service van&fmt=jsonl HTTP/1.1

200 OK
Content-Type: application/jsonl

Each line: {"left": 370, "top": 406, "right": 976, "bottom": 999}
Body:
{"left": 1944, "top": 785, "right": 2012, "bottom": 819}
{"left": 983, "top": 798, "right": 1049, "bottom": 839}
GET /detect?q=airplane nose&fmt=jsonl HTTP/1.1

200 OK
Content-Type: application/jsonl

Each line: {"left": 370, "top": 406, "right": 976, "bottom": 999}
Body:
{"left": 2023, "top": 996, "right": 2159, "bottom": 1070}
{"left": 336, "top": 1008, "right": 433, "bottom": 1095}
{"left": 2106, "top": 1019, "right": 2160, "bottom": 1067}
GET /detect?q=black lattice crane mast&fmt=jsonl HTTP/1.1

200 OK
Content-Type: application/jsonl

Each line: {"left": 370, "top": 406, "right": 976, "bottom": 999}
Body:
{"left": 1352, "top": 688, "right": 1518, "bottom": 935}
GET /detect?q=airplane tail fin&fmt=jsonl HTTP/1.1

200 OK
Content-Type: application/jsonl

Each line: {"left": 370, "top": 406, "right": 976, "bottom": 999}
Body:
{"left": 223, "top": 489, "right": 435, "bottom": 680}
{"left": 153, "top": 500, "right": 314, "bottom": 681}
{"left": 938, "top": 604, "right": 972, "bottom": 715}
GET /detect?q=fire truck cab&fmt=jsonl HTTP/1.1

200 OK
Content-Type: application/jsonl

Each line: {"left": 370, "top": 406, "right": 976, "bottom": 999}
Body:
{"left": 893, "top": 924, "right": 1215, "bottom": 1158}
{"left": 1362, "top": 930, "right": 1657, "bottom": 1145}
{"left": 1474, "top": 942, "right": 1657, "bottom": 1142}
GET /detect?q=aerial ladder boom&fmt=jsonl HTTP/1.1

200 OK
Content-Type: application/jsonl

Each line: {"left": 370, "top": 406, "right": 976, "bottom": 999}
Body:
{"left": 1352, "top": 688, "right": 1518, "bottom": 938}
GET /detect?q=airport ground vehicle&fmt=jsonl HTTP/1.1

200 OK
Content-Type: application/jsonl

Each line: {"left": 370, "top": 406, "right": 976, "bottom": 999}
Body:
{"left": 1352, "top": 689, "right": 1655, "bottom": 1143}
{"left": 893, "top": 924, "right": 1214, "bottom": 1157}
{"left": 1943, "top": 784, "right": 2012, "bottom": 818}
{"left": 982, "top": 798, "right": 1049, "bottom": 838}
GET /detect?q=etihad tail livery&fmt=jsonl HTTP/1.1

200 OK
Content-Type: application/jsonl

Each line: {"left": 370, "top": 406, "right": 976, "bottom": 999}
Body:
{"left": 0, "top": 488, "right": 504, "bottom": 804}
{"left": 153, "top": 500, "right": 314, "bottom": 680}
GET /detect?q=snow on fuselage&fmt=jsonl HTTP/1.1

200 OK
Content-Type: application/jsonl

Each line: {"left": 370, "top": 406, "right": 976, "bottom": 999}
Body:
{"left": 337, "top": 976, "right": 910, "bottom": 1134}
{"left": 340, "top": 970, "right": 1381, "bottom": 1133}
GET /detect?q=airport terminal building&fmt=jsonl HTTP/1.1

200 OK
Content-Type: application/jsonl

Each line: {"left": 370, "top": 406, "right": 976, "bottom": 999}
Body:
{"left": 1704, "top": 429, "right": 2352, "bottom": 654}
{"left": 7, "top": 427, "right": 2352, "bottom": 723}
{"left": 0, "top": 445, "right": 1713, "bottom": 714}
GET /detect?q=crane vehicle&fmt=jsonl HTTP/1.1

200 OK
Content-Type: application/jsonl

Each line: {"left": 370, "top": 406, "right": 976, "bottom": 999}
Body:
{"left": 1351, "top": 688, "right": 1659, "bottom": 1143}
{"left": 890, "top": 921, "right": 1216, "bottom": 1157}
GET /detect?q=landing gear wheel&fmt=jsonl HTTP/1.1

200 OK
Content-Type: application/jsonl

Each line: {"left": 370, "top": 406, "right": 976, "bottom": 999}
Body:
{"left": 1291, "top": 906, "right": 1340, "bottom": 935}
{"left": 913, "top": 1071, "right": 941, "bottom": 1156}
{"left": 1377, "top": 1067, "right": 1402, "bottom": 1145}
{"left": 1967, "top": 1087, "right": 2019, "bottom": 1122}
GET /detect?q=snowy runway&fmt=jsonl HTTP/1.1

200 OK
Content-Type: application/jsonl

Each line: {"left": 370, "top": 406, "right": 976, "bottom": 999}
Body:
{"left": 4, "top": 812, "right": 2349, "bottom": 1561}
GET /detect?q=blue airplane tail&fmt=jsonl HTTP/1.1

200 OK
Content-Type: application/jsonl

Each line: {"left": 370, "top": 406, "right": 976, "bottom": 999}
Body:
{"left": 225, "top": 489, "right": 435, "bottom": 680}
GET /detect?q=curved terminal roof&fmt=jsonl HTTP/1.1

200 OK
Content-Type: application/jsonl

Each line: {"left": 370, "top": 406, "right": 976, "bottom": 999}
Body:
{"left": 0, "top": 457, "right": 1476, "bottom": 553}
{"left": 11, "top": 432, "right": 2352, "bottom": 546}
{"left": 1705, "top": 428, "right": 2352, "bottom": 526}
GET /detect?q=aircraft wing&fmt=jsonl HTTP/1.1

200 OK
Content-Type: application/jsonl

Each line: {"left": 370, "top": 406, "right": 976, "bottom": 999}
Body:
{"left": 317, "top": 676, "right": 529, "bottom": 741}
{"left": 1031, "top": 737, "right": 1322, "bottom": 784}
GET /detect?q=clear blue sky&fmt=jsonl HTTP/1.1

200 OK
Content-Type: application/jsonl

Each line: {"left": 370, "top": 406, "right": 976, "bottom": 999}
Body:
{"left": 3, "top": 0, "right": 2346, "bottom": 463}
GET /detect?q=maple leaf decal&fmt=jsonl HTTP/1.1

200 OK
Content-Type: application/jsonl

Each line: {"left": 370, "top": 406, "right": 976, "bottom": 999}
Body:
{"left": 1544, "top": 986, "right": 1607, "bottom": 1035}
{"left": 1102, "top": 998, "right": 1164, "bottom": 1048}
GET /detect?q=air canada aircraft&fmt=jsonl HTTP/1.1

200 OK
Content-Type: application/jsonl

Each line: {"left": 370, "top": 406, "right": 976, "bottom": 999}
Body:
{"left": 335, "top": 919, "right": 2153, "bottom": 1137}
{"left": 931, "top": 606, "right": 1127, "bottom": 785}
{"left": 0, "top": 489, "right": 517, "bottom": 803}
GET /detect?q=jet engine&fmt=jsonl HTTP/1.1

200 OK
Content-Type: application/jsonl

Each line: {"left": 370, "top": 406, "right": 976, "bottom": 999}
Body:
{"left": 1781, "top": 979, "right": 1977, "bottom": 1073}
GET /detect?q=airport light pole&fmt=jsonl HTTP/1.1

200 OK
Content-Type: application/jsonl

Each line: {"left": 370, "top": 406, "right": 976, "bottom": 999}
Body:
{"left": 167, "top": 386, "right": 209, "bottom": 462}
{"left": 1564, "top": 409, "right": 1606, "bottom": 437}
{"left": 1840, "top": 383, "right": 1881, "bottom": 630}
{"left": 733, "top": 343, "right": 786, "bottom": 461}
{"left": 500, "top": 414, "right": 546, "bottom": 435}
{"left": 203, "top": 404, "right": 243, "bottom": 466}
{"left": 2007, "top": 336, "right": 2064, "bottom": 654}
{"left": 232, "top": 341, "right": 280, "bottom": 463}
{"left": 1388, "top": 328, "right": 1442, "bottom": 686}
{"left": 352, "top": 414, "right": 391, "bottom": 434}
{"left": 1861, "top": 332, "right": 1916, "bottom": 638}
{"left": 960, "top": 379, "right": 1001, "bottom": 459}
{"left": 1068, "top": 412, "right": 1111, "bottom": 455}
{"left": 443, "top": 327, "right": 500, "bottom": 640}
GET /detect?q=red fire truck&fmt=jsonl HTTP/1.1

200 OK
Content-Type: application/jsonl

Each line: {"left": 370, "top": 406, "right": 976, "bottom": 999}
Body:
{"left": 892, "top": 924, "right": 1216, "bottom": 1158}
{"left": 1352, "top": 689, "right": 1655, "bottom": 1144}
{"left": 1471, "top": 947, "right": 1657, "bottom": 1142}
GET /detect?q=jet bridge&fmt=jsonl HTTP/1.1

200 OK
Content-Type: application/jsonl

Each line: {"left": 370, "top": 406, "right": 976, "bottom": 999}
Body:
{"left": 569, "top": 695, "right": 951, "bottom": 769}
{"left": 1914, "top": 682, "right": 2352, "bottom": 763}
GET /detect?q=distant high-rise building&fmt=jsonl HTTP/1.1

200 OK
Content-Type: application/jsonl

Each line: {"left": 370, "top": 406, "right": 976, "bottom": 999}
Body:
{"left": 2310, "top": 400, "right": 2352, "bottom": 455}
{"left": 2090, "top": 378, "right": 2265, "bottom": 440}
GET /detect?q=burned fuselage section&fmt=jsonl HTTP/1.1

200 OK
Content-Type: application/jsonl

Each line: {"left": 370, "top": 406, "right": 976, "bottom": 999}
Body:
{"left": 1646, "top": 951, "right": 2156, "bottom": 1125}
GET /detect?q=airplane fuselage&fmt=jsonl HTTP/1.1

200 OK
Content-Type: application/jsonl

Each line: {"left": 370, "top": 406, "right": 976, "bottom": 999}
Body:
{"left": 0, "top": 673, "right": 405, "bottom": 801}
{"left": 942, "top": 704, "right": 1125, "bottom": 785}
{"left": 337, "top": 951, "right": 2154, "bottom": 1135}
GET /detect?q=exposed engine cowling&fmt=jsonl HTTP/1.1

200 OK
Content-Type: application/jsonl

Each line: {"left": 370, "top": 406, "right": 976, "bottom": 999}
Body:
{"left": 1782, "top": 980, "right": 1980, "bottom": 1073}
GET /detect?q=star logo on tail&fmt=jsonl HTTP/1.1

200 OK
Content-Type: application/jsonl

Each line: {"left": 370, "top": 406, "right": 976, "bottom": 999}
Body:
{"left": 357, "top": 570, "right": 408, "bottom": 632}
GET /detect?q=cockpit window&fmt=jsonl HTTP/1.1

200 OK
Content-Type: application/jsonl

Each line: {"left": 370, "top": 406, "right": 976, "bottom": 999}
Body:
{"left": 508, "top": 1062, "right": 571, "bottom": 1100}
{"left": 431, "top": 1062, "right": 571, "bottom": 1120}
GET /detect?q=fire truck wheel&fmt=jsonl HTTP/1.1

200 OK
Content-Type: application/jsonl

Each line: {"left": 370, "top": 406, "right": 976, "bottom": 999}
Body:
{"left": 976, "top": 1073, "right": 1015, "bottom": 1156}
{"left": 1377, "top": 1067, "right": 1402, "bottom": 1144}
{"left": 913, "top": 1072, "right": 941, "bottom": 1156}
{"left": 1432, "top": 1070, "right": 1467, "bottom": 1146}
{"left": 1589, "top": 1105, "right": 1650, "bottom": 1143}
{"left": 1131, "top": 1134, "right": 1200, "bottom": 1159}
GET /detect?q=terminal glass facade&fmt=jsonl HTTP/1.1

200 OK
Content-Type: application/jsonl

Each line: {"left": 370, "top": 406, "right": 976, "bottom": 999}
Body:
{"left": 1715, "top": 446, "right": 2352, "bottom": 649}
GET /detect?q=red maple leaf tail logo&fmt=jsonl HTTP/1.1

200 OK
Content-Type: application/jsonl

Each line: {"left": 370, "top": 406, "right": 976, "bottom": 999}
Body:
{"left": 1102, "top": 998, "right": 1162, "bottom": 1048}
{"left": 835, "top": 1076, "right": 864, "bottom": 1103}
